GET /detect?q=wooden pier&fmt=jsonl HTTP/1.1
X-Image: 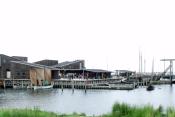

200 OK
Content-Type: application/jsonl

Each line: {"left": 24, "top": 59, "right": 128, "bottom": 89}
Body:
{"left": 0, "top": 78, "right": 136, "bottom": 90}
{"left": 2, "top": 79, "right": 31, "bottom": 88}
{"left": 52, "top": 78, "right": 136, "bottom": 90}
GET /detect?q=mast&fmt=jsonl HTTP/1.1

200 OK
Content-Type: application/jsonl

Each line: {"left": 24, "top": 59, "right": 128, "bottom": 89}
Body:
{"left": 152, "top": 58, "right": 154, "bottom": 75}
{"left": 144, "top": 59, "right": 146, "bottom": 73}
{"left": 141, "top": 52, "right": 142, "bottom": 74}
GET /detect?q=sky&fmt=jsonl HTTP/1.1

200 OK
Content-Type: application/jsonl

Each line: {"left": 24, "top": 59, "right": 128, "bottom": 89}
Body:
{"left": 0, "top": 0, "right": 175, "bottom": 72}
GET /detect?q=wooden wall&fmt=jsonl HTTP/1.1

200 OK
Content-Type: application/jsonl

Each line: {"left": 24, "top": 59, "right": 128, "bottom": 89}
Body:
{"left": 30, "top": 68, "right": 51, "bottom": 86}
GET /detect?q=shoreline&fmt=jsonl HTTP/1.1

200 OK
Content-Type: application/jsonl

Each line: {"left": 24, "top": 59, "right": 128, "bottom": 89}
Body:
{"left": 0, "top": 103, "right": 174, "bottom": 117}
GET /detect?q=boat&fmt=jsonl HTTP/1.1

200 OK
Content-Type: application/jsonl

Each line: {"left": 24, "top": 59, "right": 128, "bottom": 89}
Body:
{"left": 109, "top": 83, "right": 135, "bottom": 90}
{"left": 146, "top": 85, "right": 154, "bottom": 91}
{"left": 160, "top": 77, "right": 175, "bottom": 83}
{"left": 33, "top": 84, "right": 53, "bottom": 90}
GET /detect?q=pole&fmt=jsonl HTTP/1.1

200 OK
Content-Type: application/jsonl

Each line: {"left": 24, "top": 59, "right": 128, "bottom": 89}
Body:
{"left": 172, "top": 61, "right": 173, "bottom": 85}
{"left": 170, "top": 61, "right": 173, "bottom": 85}
{"left": 141, "top": 52, "right": 142, "bottom": 74}
{"left": 3, "top": 80, "right": 6, "bottom": 89}
{"left": 164, "top": 58, "right": 165, "bottom": 72}
{"left": 144, "top": 59, "right": 146, "bottom": 73}
{"left": 72, "top": 79, "right": 74, "bottom": 93}
{"left": 83, "top": 69, "right": 84, "bottom": 79}
{"left": 43, "top": 68, "right": 44, "bottom": 86}
{"left": 61, "top": 81, "right": 63, "bottom": 92}
{"left": 139, "top": 50, "right": 141, "bottom": 73}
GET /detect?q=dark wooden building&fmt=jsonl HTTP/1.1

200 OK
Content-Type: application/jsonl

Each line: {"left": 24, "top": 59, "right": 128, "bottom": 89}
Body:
{"left": 11, "top": 61, "right": 59, "bottom": 85}
{"left": 0, "top": 54, "right": 29, "bottom": 79}
{"left": 0, "top": 54, "right": 111, "bottom": 80}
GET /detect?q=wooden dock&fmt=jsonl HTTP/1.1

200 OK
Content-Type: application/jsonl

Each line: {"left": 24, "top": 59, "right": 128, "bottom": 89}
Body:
{"left": 0, "top": 78, "right": 136, "bottom": 90}
{"left": 52, "top": 78, "right": 136, "bottom": 90}
{"left": 2, "top": 79, "right": 31, "bottom": 88}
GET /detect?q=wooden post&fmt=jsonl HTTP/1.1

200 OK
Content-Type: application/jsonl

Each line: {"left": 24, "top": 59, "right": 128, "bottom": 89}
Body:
{"left": 85, "top": 80, "right": 87, "bottom": 93}
{"left": 83, "top": 69, "right": 85, "bottom": 79}
{"left": 22, "top": 80, "right": 24, "bottom": 88}
{"left": 72, "top": 79, "right": 74, "bottom": 92}
{"left": 61, "top": 81, "right": 63, "bottom": 91}
{"left": 3, "top": 80, "right": 6, "bottom": 89}
{"left": 30, "top": 81, "right": 32, "bottom": 89}
{"left": 12, "top": 79, "right": 14, "bottom": 88}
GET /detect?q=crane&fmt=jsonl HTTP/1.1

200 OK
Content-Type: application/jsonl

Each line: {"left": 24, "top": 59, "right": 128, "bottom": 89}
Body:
{"left": 160, "top": 59, "right": 175, "bottom": 85}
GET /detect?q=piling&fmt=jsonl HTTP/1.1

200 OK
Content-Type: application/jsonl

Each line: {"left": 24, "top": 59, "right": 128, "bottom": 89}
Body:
{"left": 3, "top": 80, "right": 6, "bottom": 88}
{"left": 61, "top": 83, "right": 63, "bottom": 91}
{"left": 72, "top": 80, "right": 74, "bottom": 92}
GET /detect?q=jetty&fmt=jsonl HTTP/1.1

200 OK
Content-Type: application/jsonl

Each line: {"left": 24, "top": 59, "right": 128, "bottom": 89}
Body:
{"left": 0, "top": 78, "right": 136, "bottom": 90}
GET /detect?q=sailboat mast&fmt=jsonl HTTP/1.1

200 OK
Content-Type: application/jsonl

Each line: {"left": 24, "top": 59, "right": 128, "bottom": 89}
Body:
{"left": 152, "top": 58, "right": 154, "bottom": 76}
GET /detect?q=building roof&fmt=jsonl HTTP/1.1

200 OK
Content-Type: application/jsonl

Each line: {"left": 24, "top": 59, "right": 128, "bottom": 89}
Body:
{"left": 86, "top": 69, "right": 111, "bottom": 73}
{"left": 115, "top": 70, "right": 135, "bottom": 73}
{"left": 34, "top": 59, "right": 58, "bottom": 63}
{"left": 11, "top": 56, "right": 28, "bottom": 61}
{"left": 11, "top": 61, "right": 59, "bottom": 70}
{"left": 52, "top": 60, "right": 84, "bottom": 68}
{"left": 0, "top": 54, "right": 25, "bottom": 61}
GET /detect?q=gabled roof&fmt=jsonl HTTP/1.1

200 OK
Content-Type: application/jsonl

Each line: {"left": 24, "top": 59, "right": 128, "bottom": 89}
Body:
{"left": 11, "top": 61, "right": 59, "bottom": 70}
{"left": 34, "top": 59, "right": 58, "bottom": 63}
{"left": 0, "top": 54, "right": 25, "bottom": 61}
{"left": 52, "top": 60, "right": 84, "bottom": 68}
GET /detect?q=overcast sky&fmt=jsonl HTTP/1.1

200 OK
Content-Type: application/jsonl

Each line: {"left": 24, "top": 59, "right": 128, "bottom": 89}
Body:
{"left": 0, "top": 0, "right": 175, "bottom": 72}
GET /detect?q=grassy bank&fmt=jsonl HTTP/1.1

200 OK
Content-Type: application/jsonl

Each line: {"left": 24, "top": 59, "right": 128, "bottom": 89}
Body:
{"left": 0, "top": 108, "right": 86, "bottom": 117}
{"left": 1, "top": 103, "right": 175, "bottom": 117}
{"left": 102, "top": 103, "right": 175, "bottom": 117}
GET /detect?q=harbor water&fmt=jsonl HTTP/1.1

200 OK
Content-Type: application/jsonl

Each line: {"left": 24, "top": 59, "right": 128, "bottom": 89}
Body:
{"left": 0, "top": 85, "right": 175, "bottom": 115}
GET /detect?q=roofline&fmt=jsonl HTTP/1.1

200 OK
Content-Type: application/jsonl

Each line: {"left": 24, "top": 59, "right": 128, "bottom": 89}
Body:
{"left": 34, "top": 59, "right": 58, "bottom": 63}
{"left": 11, "top": 61, "right": 60, "bottom": 70}
{"left": 86, "top": 69, "right": 112, "bottom": 73}
{"left": 52, "top": 60, "right": 84, "bottom": 68}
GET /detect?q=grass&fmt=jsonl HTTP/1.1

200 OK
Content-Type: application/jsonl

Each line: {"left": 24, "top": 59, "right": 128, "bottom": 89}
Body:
{"left": 102, "top": 103, "right": 175, "bottom": 117}
{"left": 1, "top": 103, "right": 175, "bottom": 117}
{"left": 0, "top": 108, "right": 86, "bottom": 117}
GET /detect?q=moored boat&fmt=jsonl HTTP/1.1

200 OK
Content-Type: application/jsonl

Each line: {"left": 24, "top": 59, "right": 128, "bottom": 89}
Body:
{"left": 146, "top": 85, "right": 154, "bottom": 91}
{"left": 33, "top": 84, "right": 53, "bottom": 90}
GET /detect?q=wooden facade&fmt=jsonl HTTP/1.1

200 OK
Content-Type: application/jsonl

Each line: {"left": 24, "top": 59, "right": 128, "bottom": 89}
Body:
{"left": 0, "top": 54, "right": 112, "bottom": 88}
{"left": 30, "top": 68, "right": 51, "bottom": 86}
{"left": 0, "top": 54, "right": 29, "bottom": 79}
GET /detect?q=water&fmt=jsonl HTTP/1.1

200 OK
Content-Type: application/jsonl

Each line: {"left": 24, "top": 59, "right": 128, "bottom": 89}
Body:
{"left": 0, "top": 85, "right": 175, "bottom": 115}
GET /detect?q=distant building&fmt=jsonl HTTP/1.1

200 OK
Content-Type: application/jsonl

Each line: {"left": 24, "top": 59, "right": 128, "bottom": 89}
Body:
{"left": 115, "top": 70, "right": 135, "bottom": 77}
